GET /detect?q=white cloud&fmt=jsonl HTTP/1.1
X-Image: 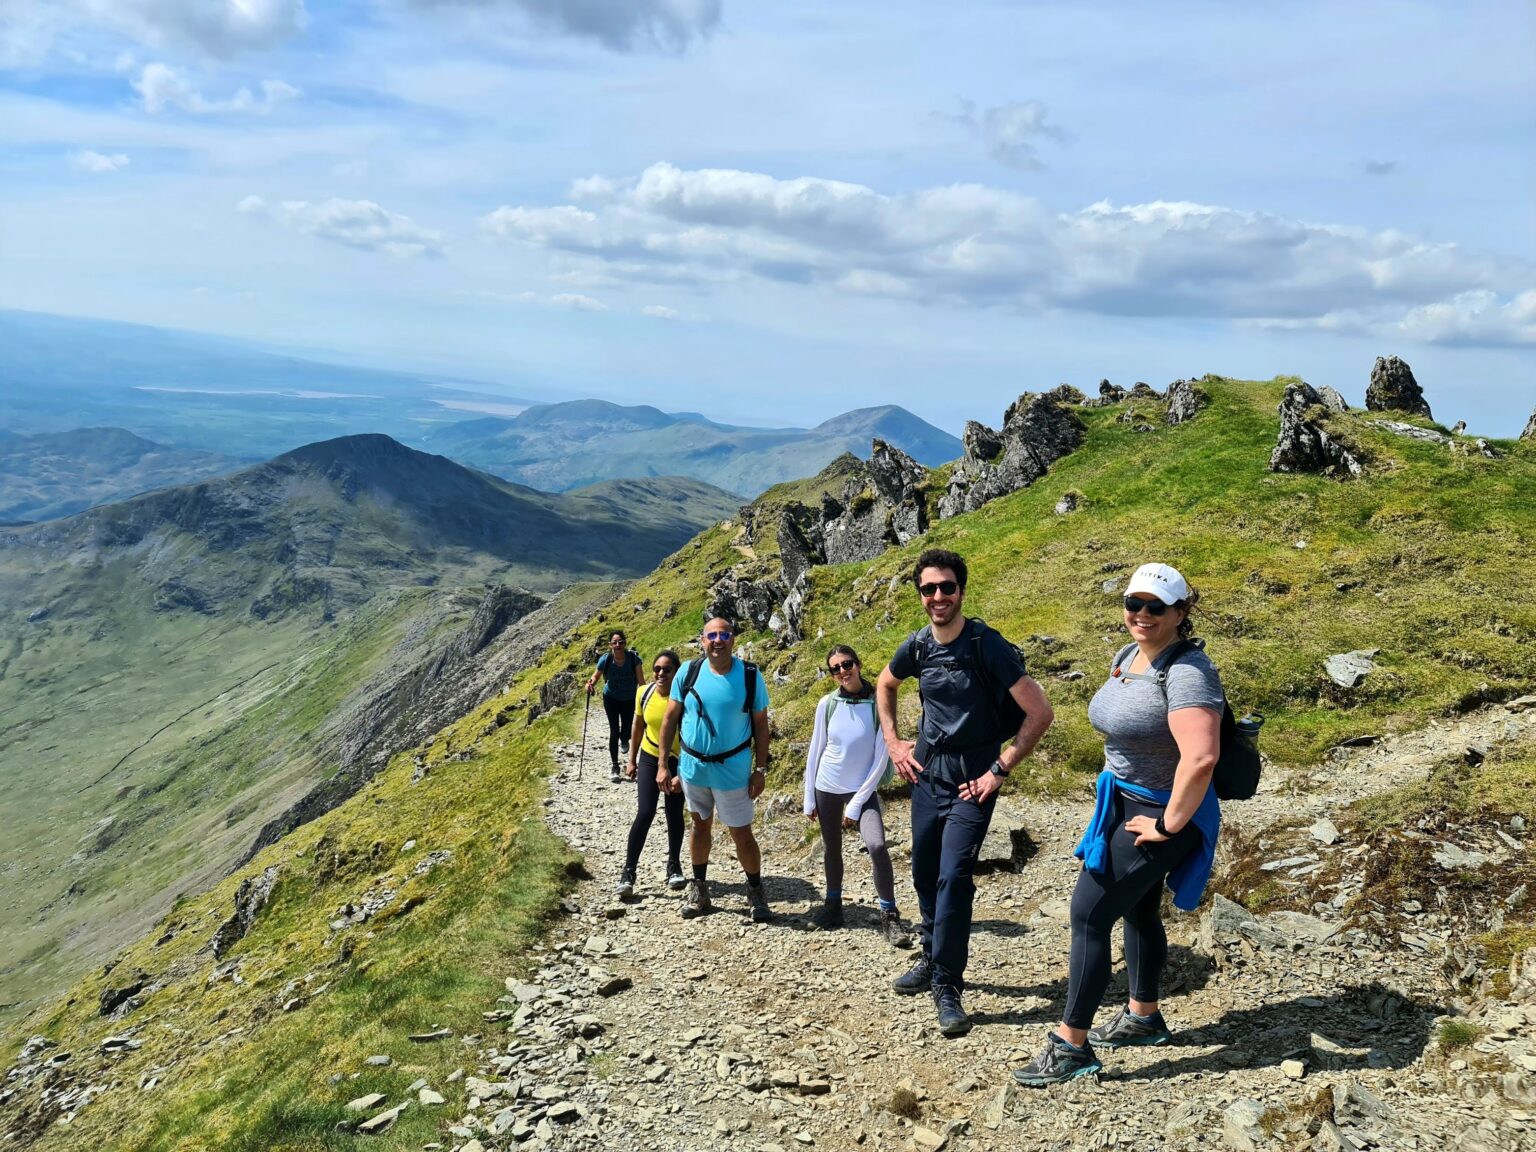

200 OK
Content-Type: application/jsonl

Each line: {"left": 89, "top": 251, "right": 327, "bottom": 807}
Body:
{"left": 3, "top": 0, "right": 307, "bottom": 61}
{"left": 947, "top": 99, "right": 1068, "bottom": 171}
{"left": 408, "top": 0, "right": 721, "bottom": 52}
{"left": 551, "top": 292, "right": 608, "bottom": 312}
{"left": 1394, "top": 289, "right": 1536, "bottom": 346}
{"left": 238, "top": 195, "right": 445, "bottom": 258}
{"left": 71, "top": 149, "right": 130, "bottom": 173}
{"left": 479, "top": 161, "right": 1536, "bottom": 346}
{"left": 133, "top": 62, "right": 300, "bottom": 115}
{"left": 640, "top": 304, "right": 679, "bottom": 319}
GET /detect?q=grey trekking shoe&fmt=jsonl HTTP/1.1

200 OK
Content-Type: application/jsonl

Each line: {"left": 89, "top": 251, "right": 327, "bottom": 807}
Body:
{"left": 1088, "top": 1006, "right": 1171, "bottom": 1048}
{"left": 1012, "top": 1033, "right": 1103, "bottom": 1087}
{"left": 680, "top": 879, "right": 711, "bottom": 918}
{"left": 610, "top": 765, "right": 622, "bottom": 783}
{"left": 747, "top": 883, "right": 773, "bottom": 923}
{"left": 880, "top": 908, "right": 912, "bottom": 949}
{"left": 666, "top": 867, "right": 687, "bottom": 891}
{"left": 892, "top": 953, "right": 934, "bottom": 995}
{"left": 931, "top": 984, "right": 972, "bottom": 1037}
{"left": 807, "top": 900, "right": 843, "bottom": 930}
{"left": 615, "top": 870, "right": 635, "bottom": 900}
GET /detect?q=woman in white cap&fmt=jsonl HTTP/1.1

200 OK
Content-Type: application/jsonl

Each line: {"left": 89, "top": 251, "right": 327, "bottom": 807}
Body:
{"left": 1014, "top": 562, "right": 1224, "bottom": 1087}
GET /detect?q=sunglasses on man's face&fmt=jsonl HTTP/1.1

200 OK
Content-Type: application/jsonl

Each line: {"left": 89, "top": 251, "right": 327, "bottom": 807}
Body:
{"left": 828, "top": 659, "right": 858, "bottom": 674}
{"left": 704, "top": 629, "right": 734, "bottom": 642}
{"left": 1123, "top": 595, "right": 1171, "bottom": 616}
{"left": 917, "top": 580, "right": 959, "bottom": 598}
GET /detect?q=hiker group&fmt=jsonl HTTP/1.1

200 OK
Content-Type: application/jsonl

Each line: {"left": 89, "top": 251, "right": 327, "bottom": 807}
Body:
{"left": 585, "top": 547, "right": 1260, "bottom": 1087}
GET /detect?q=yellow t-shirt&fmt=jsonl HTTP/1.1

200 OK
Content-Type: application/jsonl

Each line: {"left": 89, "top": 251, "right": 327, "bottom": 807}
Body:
{"left": 639, "top": 683, "right": 681, "bottom": 758}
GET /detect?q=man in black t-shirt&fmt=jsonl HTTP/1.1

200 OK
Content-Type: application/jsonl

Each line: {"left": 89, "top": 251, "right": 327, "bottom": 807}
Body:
{"left": 878, "top": 548, "right": 1054, "bottom": 1036}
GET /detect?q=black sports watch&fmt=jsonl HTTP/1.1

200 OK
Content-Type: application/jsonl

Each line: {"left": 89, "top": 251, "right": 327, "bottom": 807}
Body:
{"left": 1154, "top": 814, "right": 1170, "bottom": 837}
{"left": 988, "top": 759, "right": 1010, "bottom": 779}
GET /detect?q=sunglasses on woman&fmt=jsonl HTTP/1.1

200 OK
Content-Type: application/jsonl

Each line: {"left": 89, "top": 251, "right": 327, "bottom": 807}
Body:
{"left": 828, "top": 659, "right": 858, "bottom": 674}
{"left": 653, "top": 664, "right": 676, "bottom": 675}
{"left": 917, "top": 580, "right": 959, "bottom": 598}
{"left": 1123, "top": 595, "right": 1171, "bottom": 616}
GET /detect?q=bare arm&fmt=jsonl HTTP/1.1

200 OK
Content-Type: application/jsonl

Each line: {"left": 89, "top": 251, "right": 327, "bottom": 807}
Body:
{"left": 877, "top": 664, "right": 923, "bottom": 782}
{"left": 656, "top": 697, "right": 685, "bottom": 789}
{"left": 958, "top": 674, "right": 1054, "bottom": 802}
{"left": 1126, "top": 706, "right": 1219, "bottom": 845}
{"left": 626, "top": 701, "right": 645, "bottom": 779}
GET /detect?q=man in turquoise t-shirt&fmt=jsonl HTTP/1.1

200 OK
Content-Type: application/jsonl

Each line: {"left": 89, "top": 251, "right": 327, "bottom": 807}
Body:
{"left": 658, "top": 615, "right": 773, "bottom": 922}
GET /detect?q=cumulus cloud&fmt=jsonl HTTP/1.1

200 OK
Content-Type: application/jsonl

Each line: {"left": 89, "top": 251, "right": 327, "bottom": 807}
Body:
{"left": 134, "top": 62, "right": 300, "bottom": 114}
{"left": 480, "top": 160, "right": 1536, "bottom": 346}
{"left": 946, "top": 99, "right": 1068, "bottom": 171}
{"left": 71, "top": 150, "right": 130, "bottom": 173}
{"left": 641, "top": 304, "right": 679, "bottom": 319}
{"left": 1394, "top": 289, "right": 1536, "bottom": 346}
{"left": 238, "top": 195, "right": 445, "bottom": 257}
{"left": 415, "top": 0, "right": 721, "bottom": 52}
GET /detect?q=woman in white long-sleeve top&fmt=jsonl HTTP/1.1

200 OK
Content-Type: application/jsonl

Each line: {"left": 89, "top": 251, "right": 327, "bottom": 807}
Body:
{"left": 804, "top": 644, "right": 912, "bottom": 947}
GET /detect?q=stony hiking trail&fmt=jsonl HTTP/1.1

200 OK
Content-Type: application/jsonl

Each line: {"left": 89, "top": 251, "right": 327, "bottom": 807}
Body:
{"left": 440, "top": 700, "right": 1536, "bottom": 1152}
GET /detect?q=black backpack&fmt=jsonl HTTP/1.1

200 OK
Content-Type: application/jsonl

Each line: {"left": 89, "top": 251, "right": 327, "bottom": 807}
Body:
{"left": 1113, "top": 639, "right": 1263, "bottom": 801}
{"left": 905, "top": 618, "right": 1027, "bottom": 746}
{"left": 675, "top": 657, "right": 761, "bottom": 764}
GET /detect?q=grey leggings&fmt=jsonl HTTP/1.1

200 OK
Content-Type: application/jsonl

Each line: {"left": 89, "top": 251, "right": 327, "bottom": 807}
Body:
{"left": 815, "top": 789, "right": 896, "bottom": 905}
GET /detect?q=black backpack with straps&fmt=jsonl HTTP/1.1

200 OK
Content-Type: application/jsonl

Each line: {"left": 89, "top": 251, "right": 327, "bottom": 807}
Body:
{"left": 675, "top": 657, "right": 761, "bottom": 764}
{"left": 1113, "top": 638, "right": 1263, "bottom": 801}
{"left": 905, "top": 617, "right": 1028, "bottom": 747}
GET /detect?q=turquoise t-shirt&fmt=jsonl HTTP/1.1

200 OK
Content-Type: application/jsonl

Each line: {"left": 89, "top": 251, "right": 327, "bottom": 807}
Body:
{"left": 676, "top": 657, "right": 770, "bottom": 790}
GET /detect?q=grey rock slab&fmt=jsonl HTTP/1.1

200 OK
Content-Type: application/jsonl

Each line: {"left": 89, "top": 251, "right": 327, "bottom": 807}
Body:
{"left": 597, "top": 976, "right": 633, "bottom": 997}
{"left": 1432, "top": 843, "right": 1489, "bottom": 870}
{"left": 1325, "top": 650, "right": 1379, "bottom": 689}
{"left": 346, "top": 1092, "right": 387, "bottom": 1112}
{"left": 418, "top": 1087, "right": 446, "bottom": 1106}
{"left": 364, "top": 1055, "right": 392, "bottom": 1067}
{"left": 1311, "top": 1033, "right": 1372, "bottom": 1071}
{"left": 408, "top": 1028, "right": 453, "bottom": 1043}
{"left": 1310, "top": 817, "right": 1342, "bottom": 845}
{"left": 1222, "top": 1098, "right": 1267, "bottom": 1152}
{"left": 357, "top": 1103, "right": 407, "bottom": 1135}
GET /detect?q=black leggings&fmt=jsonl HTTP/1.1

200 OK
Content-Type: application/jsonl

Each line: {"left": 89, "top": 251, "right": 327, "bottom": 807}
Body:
{"left": 1064, "top": 791, "right": 1198, "bottom": 1029}
{"left": 624, "top": 749, "right": 684, "bottom": 875}
{"left": 602, "top": 695, "right": 634, "bottom": 766}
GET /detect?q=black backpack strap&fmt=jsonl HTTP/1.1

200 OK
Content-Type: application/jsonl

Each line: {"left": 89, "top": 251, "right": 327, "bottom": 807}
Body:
{"left": 968, "top": 618, "right": 994, "bottom": 695}
{"left": 1148, "top": 639, "right": 1197, "bottom": 685}
{"left": 742, "top": 661, "right": 759, "bottom": 714}
{"left": 640, "top": 682, "right": 656, "bottom": 711}
{"left": 1111, "top": 642, "right": 1138, "bottom": 676}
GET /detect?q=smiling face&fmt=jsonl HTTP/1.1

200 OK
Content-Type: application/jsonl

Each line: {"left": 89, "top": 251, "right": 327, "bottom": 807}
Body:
{"left": 702, "top": 617, "right": 735, "bottom": 664}
{"left": 827, "top": 652, "right": 861, "bottom": 690}
{"left": 608, "top": 632, "right": 626, "bottom": 654}
{"left": 916, "top": 565, "right": 964, "bottom": 629}
{"left": 1123, "top": 594, "right": 1185, "bottom": 649}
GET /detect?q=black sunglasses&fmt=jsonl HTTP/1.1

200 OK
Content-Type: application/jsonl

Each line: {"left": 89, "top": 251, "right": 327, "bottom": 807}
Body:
{"left": 1123, "top": 595, "right": 1171, "bottom": 616}
{"left": 828, "top": 659, "right": 858, "bottom": 674}
{"left": 917, "top": 580, "right": 959, "bottom": 598}
{"left": 653, "top": 664, "right": 676, "bottom": 675}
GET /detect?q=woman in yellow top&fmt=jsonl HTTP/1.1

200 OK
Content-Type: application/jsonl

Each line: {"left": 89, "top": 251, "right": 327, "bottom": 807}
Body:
{"left": 617, "top": 649, "right": 687, "bottom": 898}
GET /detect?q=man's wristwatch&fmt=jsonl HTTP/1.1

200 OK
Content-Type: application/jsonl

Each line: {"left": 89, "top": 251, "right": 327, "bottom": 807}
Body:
{"left": 988, "top": 759, "right": 1010, "bottom": 779}
{"left": 751, "top": 766, "right": 767, "bottom": 774}
{"left": 1154, "top": 814, "right": 1170, "bottom": 837}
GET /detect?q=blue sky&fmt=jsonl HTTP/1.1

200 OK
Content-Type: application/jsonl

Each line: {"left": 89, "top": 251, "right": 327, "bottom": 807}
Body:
{"left": 1, "top": 0, "right": 1532, "bottom": 433}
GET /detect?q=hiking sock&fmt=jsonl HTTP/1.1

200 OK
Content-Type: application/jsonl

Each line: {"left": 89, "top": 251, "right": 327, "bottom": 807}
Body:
{"left": 745, "top": 871, "right": 762, "bottom": 888}
{"left": 825, "top": 890, "right": 842, "bottom": 902}
{"left": 693, "top": 864, "right": 709, "bottom": 882}
{"left": 877, "top": 898, "right": 896, "bottom": 912}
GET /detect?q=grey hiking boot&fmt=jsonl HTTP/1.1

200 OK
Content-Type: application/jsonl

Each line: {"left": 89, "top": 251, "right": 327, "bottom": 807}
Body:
{"left": 931, "top": 984, "right": 972, "bottom": 1037}
{"left": 892, "top": 953, "right": 933, "bottom": 995}
{"left": 680, "top": 879, "right": 711, "bottom": 918}
{"left": 1012, "top": 1033, "right": 1103, "bottom": 1087}
{"left": 666, "top": 866, "right": 687, "bottom": 891}
{"left": 747, "top": 883, "right": 772, "bottom": 923}
{"left": 615, "top": 870, "right": 635, "bottom": 900}
{"left": 610, "top": 764, "right": 622, "bottom": 783}
{"left": 807, "top": 899, "right": 843, "bottom": 931}
{"left": 880, "top": 908, "right": 912, "bottom": 949}
{"left": 1088, "top": 1006, "right": 1171, "bottom": 1049}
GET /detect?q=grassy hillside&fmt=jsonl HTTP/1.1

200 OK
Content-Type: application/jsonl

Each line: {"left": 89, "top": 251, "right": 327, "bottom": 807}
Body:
{"left": 4, "top": 376, "right": 1535, "bottom": 1149}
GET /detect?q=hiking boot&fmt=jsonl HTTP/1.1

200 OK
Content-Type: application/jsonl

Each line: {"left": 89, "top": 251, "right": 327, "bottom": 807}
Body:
{"left": 1012, "top": 1033, "right": 1103, "bottom": 1087}
{"left": 666, "top": 867, "right": 687, "bottom": 892}
{"left": 620, "top": 738, "right": 629, "bottom": 756}
{"left": 746, "top": 883, "right": 773, "bottom": 923}
{"left": 880, "top": 908, "right": 912, "bottom": 949}
{"left": 931, "top": 984, "right": 972, "bottom": 1037}
{"left": 1088, "top": 1006, "right": 1171, "bottom": 1049}
{"left": 680, "top": 879, "right": 711, "bottom": 918}
{"left": 610, "top": 765, "right": 622, "bottom": 783}
{"left": 807, "top": 900, "right": 843, "bottom": 931}
{"left": 615, "top": 870, "right": 635, "bottom": 900}
{"left": 892, "top": 954, "right": 934, "bottom": 996}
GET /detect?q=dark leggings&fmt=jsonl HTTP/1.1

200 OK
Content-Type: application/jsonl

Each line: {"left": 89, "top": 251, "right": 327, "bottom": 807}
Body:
{"left": 814, "top": 789, "right": 896, "bottom": 905}
{"left": 1064, "top": 791, "right": 1199, "bottom": 1029}
{"left": 602, "top": 695, "right": 634, "bottom": 766}
{"left": 624, "top": 749, "right": 684, "bottom": 875}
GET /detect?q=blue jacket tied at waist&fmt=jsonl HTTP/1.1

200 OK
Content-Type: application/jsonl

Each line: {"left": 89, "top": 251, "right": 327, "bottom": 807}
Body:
{"left": 1073, "top": 769, "right": 1221, "bottom": 911}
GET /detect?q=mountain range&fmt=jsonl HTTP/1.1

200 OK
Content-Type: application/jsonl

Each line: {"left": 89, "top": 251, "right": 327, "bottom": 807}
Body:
{"left": 424, "top": 398, "right": 962, "bottom": 495}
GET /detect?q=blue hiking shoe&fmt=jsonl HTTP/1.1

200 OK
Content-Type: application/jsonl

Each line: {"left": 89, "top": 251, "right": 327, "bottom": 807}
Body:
{"left": 1012, "top": 1033, "right": 1103, "bottom": 1087}
{"left": 931, "top": 984, "right": 972, "bottom": 1037}
{"left": 1088, "top": 1006, "right": 1172, "bottom": 1049}
{"left": 892, "top": 953, "right": 933, "bottom": 996}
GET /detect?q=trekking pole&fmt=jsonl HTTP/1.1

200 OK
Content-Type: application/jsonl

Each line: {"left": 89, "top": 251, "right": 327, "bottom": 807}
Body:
{"left": 577, "top": 690, "right": 592, "bottom": 782}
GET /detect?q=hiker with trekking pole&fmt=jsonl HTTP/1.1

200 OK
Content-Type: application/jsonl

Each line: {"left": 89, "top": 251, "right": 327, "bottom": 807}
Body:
{"left": 1013, "top": 562, "right": 1258, "bottom": 1086}
{"left": 586, "top": 630, "right": 644, "bottom": 784}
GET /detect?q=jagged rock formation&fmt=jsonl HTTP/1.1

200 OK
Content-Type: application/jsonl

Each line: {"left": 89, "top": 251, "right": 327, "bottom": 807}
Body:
{"left": 210, "top": 865, "right": 280, "bottom": 959}
{"left": 707, "top": 571, "right": 785, "bottom": 633}
{"left": 1270, "top": 382, "right": 1365, "bottom": 477}
{"left": 1366, "top": 355, "right": 1432, "bottom": 418}
{"left": 1317, "top": 385, "right": 1350, "bottom": 413}
{"left": 1523, "top": 408, "right": 1536, "bottom": 442}
{"left": 821, "top": 439, "right": 928, "bottom": 564}
{"left": 1165, "top": 378, "right": 1209, "bottom": 426}
{"left": 937, "top": 393, "right": 1086, "bottom": 518}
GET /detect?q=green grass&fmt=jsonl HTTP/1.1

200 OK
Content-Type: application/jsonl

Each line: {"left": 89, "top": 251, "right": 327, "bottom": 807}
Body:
{"left": 1437, "top": 1019, "right": 1480, "bottom": 1051}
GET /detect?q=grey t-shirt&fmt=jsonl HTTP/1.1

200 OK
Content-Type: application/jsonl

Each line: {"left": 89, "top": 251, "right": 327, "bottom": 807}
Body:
{"left": 1087, "top": 644, "right": 1225, "bottom": 791}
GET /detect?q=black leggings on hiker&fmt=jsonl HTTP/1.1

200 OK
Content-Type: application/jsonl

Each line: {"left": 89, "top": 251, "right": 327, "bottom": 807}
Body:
{"left": 624, "top": 749, "right": 683, "bottom": 875}
{"left": 814, "top": 789, "right": 896, "bottom": 905}
{"left": 602, "top": 694, "right": 634, "bottom": 766}
{"left": 1063, "top": 790, "right": 1199, "bottom": 1029}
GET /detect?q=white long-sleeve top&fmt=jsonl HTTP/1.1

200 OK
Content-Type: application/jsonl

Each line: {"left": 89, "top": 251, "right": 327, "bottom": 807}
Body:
{"left": 803, "top": 691, "right": 889, "bottom": 821}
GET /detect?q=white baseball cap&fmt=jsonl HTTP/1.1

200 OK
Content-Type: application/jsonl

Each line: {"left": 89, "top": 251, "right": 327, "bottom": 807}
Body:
{"left": 1125, "top": 562, "right": 1189, "bottom": 606}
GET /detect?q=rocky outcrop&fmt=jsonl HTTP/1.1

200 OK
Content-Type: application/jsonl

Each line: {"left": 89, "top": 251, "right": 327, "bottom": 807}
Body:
{"left": 821, "top": 440, "right": 928, "bottom": 565}
{"left": 1270, "top": 382, "right": 1365, "bottom": 478}
{"left": 1366, "top": 355, "right": 1432, "bottom": 418}
{"left": 1523, "top": 408, "right": 1536, "bottom": 442}
{"left": 1165, "top": 378, "right": 1208, "bottom": 426}
{"left": 1317, "top": 385, "right": 1350, "bottom": 413}
{"left": 211, "top": 865, "right": 280, "bottom": 959}
{"left": 706, "top": 571, "right": 785, "bottom": 633}
{"left": 937, "top": 393, "right": 1086, "bottom": 519}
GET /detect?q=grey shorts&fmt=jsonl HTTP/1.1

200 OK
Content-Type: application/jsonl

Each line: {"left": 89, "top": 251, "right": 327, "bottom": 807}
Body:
{"left": 680, "top": 779, "right": 755, "bottom": 828}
